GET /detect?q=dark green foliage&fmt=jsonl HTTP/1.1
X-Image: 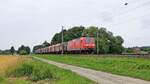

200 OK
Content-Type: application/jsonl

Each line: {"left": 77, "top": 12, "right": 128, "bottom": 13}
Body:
{"left": 7, "top": 61, "right": 54, "bottom": 82}
{"left": 109, "top": 36, "right": 124, "bottom": 54}
{"left": 32, "top": 41, "right": 50, "bottom": 53}
{"left": 137, "top": 64, "right": 150, "bottom": 70}
{"left": 51, "top": 26, "right": 124, "bottom": 54}
{"left": 42, "top": 41, "right": 50, "bottom": 47}
{"left": 124, "top": 46, "right": 150, "bottom": 54}
{"left": 0, "top": 46, "right": 15, "bottom": 55}
{"left": 125, "top": 48, "right": 134, "bottom": 53}
{"left": 51, "top": 26, "right": 85, "bottom": 45}
{"left": 33, "top": 26, "right": 85, "bottom": 52}
{"left": 11, "top": 63, "right": 33, "bottom": 77}
{"left": 32, "top": 45, "right": 43, "bottom": 53}
{"left": 51, "top": 33, "right": 62, "bottom": 45}
{"left": 10, "top": 46, "right": 15, "bottom": 55}
{"left": 33, "top": 26, "right": 124, "bottom": 54}
{"left": 84, "top": 26, "right": 124, "bottom": 54}
{"left": 141, "top": 46, "right": 150, "bottom": 53}
{"left": 17, "top": 45, "right": 30, "bottom": 55}
{"left": 18, "top": 50, "right": 28, "bottom": 55}
{"left": 0, "top": 49, "right": 11, "bottom": 55}
{"left": 31, "top": 66, "right": 53, "bottom": 81}
{"left": 0, "top": 76, "right": 5, "bottom": 82}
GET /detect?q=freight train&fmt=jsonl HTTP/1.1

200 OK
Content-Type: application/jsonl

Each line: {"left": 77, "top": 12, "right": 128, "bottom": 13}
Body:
{"left": 35, "top": 37, "right": 95, "bottom": 54}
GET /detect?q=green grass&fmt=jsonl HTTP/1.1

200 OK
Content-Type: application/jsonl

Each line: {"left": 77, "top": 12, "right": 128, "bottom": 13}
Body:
{"left": 0, "top": 76, "right": 7, "bottom": 84}
{"left": 7, "top": 61, "right": 55, "bottom": 82}
{"left": 0, "top": 75, "right": 31, "bottom": 84}
{"left": 5, "top": 58, "right": 94, "bottom": 84}
{"left": 35, "top": 54, "right": 150, "bottom": 81}
{"left": 10, "top": 79, "right": 31, "bottom": 84}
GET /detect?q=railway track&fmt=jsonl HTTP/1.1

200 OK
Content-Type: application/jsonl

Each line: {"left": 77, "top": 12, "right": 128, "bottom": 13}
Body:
{"left": 47, "top": 54, "right": 150, "bottom": 58}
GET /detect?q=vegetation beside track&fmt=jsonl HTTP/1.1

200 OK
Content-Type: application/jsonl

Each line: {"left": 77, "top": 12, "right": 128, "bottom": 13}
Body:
{"left": 0, "top": 55, "right": 31, "bottom": 84}
{"left": 0, "top": 55, "right": 94, "bottom": 84}
{"left": 35, "top": 54, "right": 150, "bottom": 81}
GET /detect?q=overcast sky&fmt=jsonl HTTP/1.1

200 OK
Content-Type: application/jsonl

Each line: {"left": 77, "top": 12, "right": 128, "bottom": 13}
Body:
{"left": 0, "top": 0, "right": 150, "bottom": 50}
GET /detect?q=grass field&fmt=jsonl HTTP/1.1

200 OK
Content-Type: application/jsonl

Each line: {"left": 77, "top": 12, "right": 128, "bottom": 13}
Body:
{"left": 35, "top": 54, "right": 150, "bottom": 81}
{"left": 0, "top": 55, "right": 94, "bottom": 84}
{"left": 0, "top": 55, "right": 30, "bottom": 84}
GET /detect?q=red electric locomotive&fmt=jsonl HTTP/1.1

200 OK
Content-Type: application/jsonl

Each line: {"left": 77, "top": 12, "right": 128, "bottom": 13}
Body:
{"left": 67, "top": 37, "right": 95, "bottom": 53}
{"left": 35, "top": 37, "right": 95, "bottom": 54}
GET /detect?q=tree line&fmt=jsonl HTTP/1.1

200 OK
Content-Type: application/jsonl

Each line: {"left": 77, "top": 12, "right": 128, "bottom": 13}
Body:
{"left": 33, "top": 26, "right": 124, "bottom": 54}
{"left": 0, "top": 45, "right": 31, "bottom": 55}
{"left": 32, "top": 26, "right": 85, "bottom": 53}
{"left": 2, "top": 26, "right": 149, "bottom": 55}
{"left": 125, "top": 46, "right": 150, "bottom": 54}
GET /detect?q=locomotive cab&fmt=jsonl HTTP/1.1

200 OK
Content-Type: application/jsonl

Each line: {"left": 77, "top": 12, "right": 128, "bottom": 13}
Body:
{"left": 80, "top": 37, "right": 95, "bottom": 52}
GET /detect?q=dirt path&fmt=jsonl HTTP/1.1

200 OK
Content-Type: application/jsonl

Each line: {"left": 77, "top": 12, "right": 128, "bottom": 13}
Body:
{"left": 33, "top": 57, "right": 150, "bottom": 84}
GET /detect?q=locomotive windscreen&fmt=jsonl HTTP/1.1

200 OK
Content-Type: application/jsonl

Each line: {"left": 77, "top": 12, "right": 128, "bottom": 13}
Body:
{"left": 86, "top": 37, "right": 91, "bottom": 43}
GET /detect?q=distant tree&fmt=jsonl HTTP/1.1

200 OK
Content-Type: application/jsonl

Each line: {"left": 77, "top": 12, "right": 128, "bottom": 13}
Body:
{"left": 33, "top": 45, "right": 43, "bottom": 53}
{"left": 10, "top": 46, "right": 15, "bottom": 55}
{"left": 83, "top": 26, "right": 124, "bottom": 54}
{"left": 25, "top": 46, "right": 31, "bottom": 54}
{"left": 19, "top": 50, "right": 28, "bottom": 55}
{"left": 0, "top": 49, "right": 11, "bottom": 55}
{"left": 33, "top": 26, "right": 124, "bottom": 54}
{"left": 83, "top": 26, "right": 98, "bottom": 37}
{"left": 32, "top": 41, "right": 50, "bottom": 53}
{"left": 125, "top": 48, "right": 134, "bottom": 53}
{"left": 42, "top": 41, "right": 50, "bottom": 47}
{"left": 18, "top": 45, "right": 31, "bottom": 55}
{"left": 0, "top": 50, "right": 2, "bottom": 54}
{"left": 51, "top": 26, "right": 85, "bottom": 45}
{"left": 141, "top": 46, "right": 150, "bottom": 53}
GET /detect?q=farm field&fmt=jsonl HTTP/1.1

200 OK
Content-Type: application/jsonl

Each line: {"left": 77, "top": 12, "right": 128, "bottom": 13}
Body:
{"left": 35, "top": 54, "right": 150, "bottom": 81}
{"left": 0, "top": 55, "right": 21, "bottom": 73}
{"left": 0, "top": 55, "right": 30, "bottom": 84}
{"left": 0, "top": 55, "right": 94, "bottom": 84}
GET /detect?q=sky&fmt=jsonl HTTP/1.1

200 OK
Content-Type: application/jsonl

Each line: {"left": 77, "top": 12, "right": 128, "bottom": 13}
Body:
{"left": 0, "top": 0, "right": 150, "bottom": 50}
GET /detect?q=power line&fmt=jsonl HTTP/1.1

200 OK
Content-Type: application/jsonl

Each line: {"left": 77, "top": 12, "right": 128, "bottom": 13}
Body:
{"left": 107, "top": 9, "right": 150, "bottom": 27}
{"left": 99, "top": 1, "right": 150, "bottom": 27}
{"left": 114, "top": 1, "right": 150, "bottom": 18}
{"left": 101, "top": 1, "right": 150, "bottom": 22}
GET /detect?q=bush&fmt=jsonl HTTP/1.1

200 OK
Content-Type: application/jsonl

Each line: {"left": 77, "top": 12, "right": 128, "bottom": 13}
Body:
{"left": 0, "top": 76, "right": 5, "bottom": 82}
{"left": 11, "top": 63, "right": 33, "bottom": 77}
{"left": 18, "top": 50, "right": 28, "bottom": 55}
{"left": 7, "top": 61, "right": 55, "bottom": 82}
{"left": 31, "top": 66, "right": 53, "bottom": 81}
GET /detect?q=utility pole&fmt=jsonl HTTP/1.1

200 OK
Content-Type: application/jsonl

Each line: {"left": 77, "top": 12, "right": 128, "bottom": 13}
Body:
{"left": 97, "top": 27, "right": 99, "bottom": 55}
{"left": 61, "top": 26, "right": 64, "bottom": 55}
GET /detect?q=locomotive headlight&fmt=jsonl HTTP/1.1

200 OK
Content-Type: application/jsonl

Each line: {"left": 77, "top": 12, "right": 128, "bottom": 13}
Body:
{"left": 92, "top": 44, "right": 95, "bottom": 46}
{"left": 86, "top": 44, "right": 89, "bottom": 46}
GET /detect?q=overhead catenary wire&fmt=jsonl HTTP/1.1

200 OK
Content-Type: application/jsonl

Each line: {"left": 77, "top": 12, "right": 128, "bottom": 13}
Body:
{"left": 101, "top": 0, "right": 150, "bottom": 22}
{"left": 98, "top": 0, "right": 150, "bottom": 27}
{"left": 108, "top": 12, "right": 150, "bottom": 28}
{"left": 99, "top": 1, "right": 150, "bottom": 27}
{"left": 106, "top": 5, "right": 150, "bottom": 27}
